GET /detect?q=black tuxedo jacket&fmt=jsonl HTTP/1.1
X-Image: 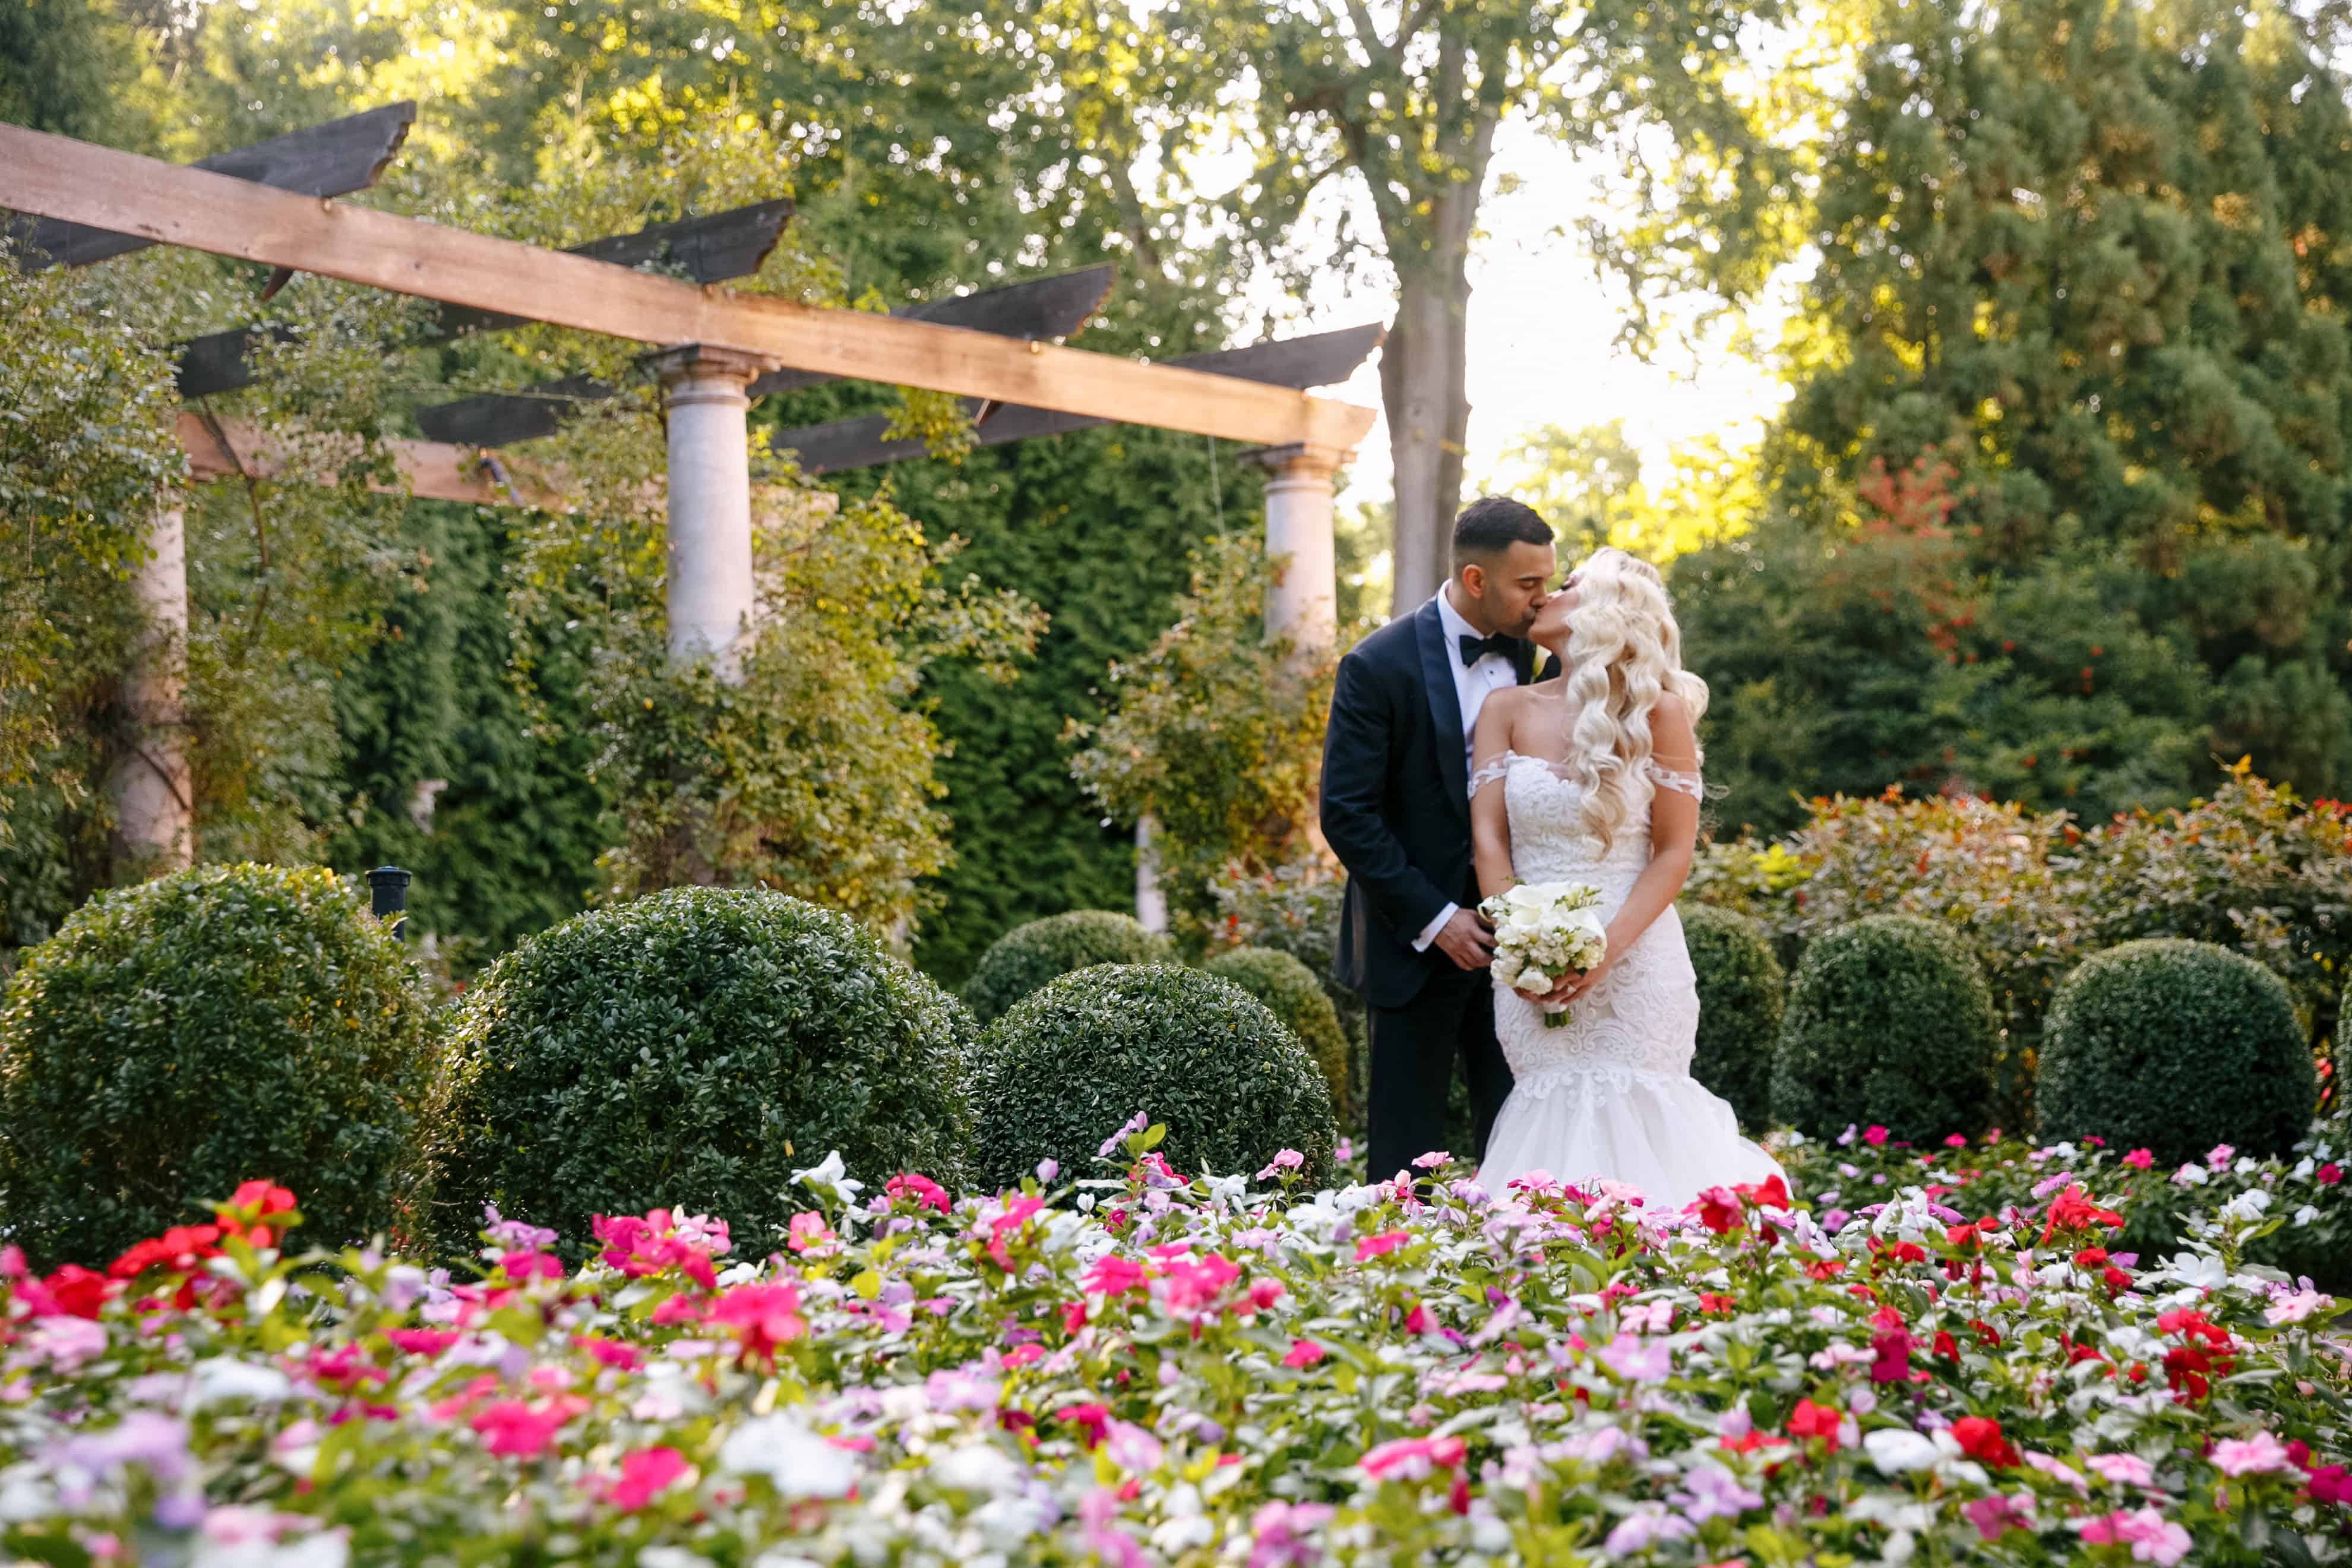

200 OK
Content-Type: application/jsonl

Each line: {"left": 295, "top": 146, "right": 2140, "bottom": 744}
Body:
{"left": 1320, "top": 596, "right": 1553, "bottom": 1011}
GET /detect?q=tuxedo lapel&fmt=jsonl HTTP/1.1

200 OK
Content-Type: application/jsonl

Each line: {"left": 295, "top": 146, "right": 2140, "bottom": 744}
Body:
{"left": 1413, "top": 598, "right": 1470, "bottom": 820}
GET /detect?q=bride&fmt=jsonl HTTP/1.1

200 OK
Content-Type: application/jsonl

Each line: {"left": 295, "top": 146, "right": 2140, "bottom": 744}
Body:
{"left": 1468, "top": 547, "right": 1783, "bottom": 1209}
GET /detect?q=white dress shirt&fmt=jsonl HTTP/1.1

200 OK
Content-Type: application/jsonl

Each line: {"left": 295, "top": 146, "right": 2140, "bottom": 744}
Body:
{"left": 1412, "top": 585, "right": 1518, "bottom": 952}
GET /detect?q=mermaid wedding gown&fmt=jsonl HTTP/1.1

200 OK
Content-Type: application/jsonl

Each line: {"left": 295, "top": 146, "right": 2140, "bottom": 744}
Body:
{"left": 1473, "top": 752, "right": 1784, "bottom": 1210}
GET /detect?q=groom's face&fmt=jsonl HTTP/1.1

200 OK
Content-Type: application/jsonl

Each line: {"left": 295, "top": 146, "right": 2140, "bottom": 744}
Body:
{"left": 1462, "top": 541, "right": 1558, "bottom": 638}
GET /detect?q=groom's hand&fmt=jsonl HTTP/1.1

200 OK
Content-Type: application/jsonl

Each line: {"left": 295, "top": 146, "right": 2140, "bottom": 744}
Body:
{"left": 1433, "top": 909, "right": 1496, "bottom": 970}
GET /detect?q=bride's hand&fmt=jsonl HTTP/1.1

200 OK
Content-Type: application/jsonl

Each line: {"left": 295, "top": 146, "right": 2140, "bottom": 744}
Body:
{"left": 1543, "top": 960, "right": 1609, "bottom": 1006}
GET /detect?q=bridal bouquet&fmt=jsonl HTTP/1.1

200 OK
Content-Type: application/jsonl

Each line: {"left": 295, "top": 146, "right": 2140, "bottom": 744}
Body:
{"left": 1478, "top": 881, "right": 1607, "bottom": 1028}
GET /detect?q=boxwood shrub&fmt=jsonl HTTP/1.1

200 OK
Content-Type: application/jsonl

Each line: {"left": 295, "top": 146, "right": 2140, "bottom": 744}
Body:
{"left": 418, "top": 888, "right": 973, "bottom": 1256}
{"left": 1681, "top": 902, "right": 1784, "bottom": 1131}
{"left": 970, "top": 965, "right": 1334, "bottom": 1190}
{"left": 961, "top": 909, "right": 1174, "bottom": 1025}
{"left": 1769, "top": 915, "right": 2000, "bottom": 1143}
{"left": 2038, "top": 938, "right": 2315, "bottom": 1165}
{"left": 0, "top": 863, "right": 434, "bottom": 1266}
{"left": 1203, "top": 946, "right": 1352, "bottom": 1126}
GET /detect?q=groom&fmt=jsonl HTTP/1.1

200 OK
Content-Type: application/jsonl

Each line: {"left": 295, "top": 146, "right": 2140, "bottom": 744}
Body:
{"left": 1321, "top": 497, "right": 1559, "bottom": 1182}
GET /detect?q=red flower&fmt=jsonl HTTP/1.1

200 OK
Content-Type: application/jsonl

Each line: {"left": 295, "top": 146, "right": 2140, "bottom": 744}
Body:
{"left": 1735, "top": 1174, "right": 1792, "bottom": 1210}
{"left": 2318, "top": 1164, "right": 2343, "bottom": 1187}
{"left": 2154, "top": 1308, "right": 2235, "bottom": 1402}
{"left": 27, "top": 1264, "right": 114, "bottom": 1320}
{"left": 2039, "top": 1184, "right": 2123, "bottom": 1244}
{"left": 1787, "top": 1398, "right": 1843, "bottom": 1452}
{"left": 1698, "top": 1292, "right": 1738, "bottom": 1314}
{"left": 109, "top": 1224, "right": 223, "bottom": 1279}
{"left": 1696, "top": 1187, "right": 1744, "bottom": 1234}
{"left": 1933, "top": 1330, "right": 1959, "bottom": 1361}
{"left": 1949, "top": 1416, "right": 2019, "bottom": 1467}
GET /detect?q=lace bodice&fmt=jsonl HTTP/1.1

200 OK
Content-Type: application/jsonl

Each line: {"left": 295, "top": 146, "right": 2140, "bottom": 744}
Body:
{"left": 1485, "top": 751, "right": 1702, "bottom": 1084}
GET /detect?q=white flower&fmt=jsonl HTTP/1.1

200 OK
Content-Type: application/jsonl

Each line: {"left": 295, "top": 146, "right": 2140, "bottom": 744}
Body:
{"left": 1864, "top": 1429, "right": 1939, "bottom": 1475}
{"left": 719, "top": 1415, "right": 858, "bottom": 1497}
{"left": 789, "top": 1152, "right": 865, "bottom": 1204}
{"left": 930, "top": 1443, "right": 1026, "bottom": 1495}
{"left": 2294, "top": 1204, "right": 2319, "bottom": 1227}
{"left": 188, "top": 1360, "right": 292, "bottom": 1408}
{"left": 2219, "top": 1189, "right": 2272, "bottom": 1223}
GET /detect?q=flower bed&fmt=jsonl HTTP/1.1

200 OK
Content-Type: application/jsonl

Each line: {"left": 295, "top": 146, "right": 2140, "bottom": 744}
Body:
{"left": 3, "top": 1125, "right": 2348, "bottom": 1567}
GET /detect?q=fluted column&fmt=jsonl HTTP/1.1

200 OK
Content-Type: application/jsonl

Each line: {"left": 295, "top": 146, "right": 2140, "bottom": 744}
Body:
{"left": 108, "top": 501, "right": 194, "bottom": 874}
{"left": 654, "top": 344, "right": 776, "bottom": 678}
{"left": 1244, "top": 442, "right": 1345, "bottom": 660}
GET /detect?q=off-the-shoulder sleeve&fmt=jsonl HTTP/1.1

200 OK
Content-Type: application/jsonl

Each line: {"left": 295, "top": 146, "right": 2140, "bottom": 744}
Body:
{"left": 1643, "top": 759, "right": 1704, "bottom": 800}
{"left": 1468, "top": 753, "right": 1516, "bottom": 797}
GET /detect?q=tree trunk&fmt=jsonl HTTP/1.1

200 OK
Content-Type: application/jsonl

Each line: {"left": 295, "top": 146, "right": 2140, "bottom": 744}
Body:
{"left": 1383, "top": 118, "right": 1493, "bottom": 615}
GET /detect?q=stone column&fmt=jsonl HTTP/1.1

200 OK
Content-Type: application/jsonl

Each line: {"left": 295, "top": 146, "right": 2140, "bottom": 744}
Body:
{"left": 1244, "top": 442, "right": 1346, "bottom": 660}
{"left": 108, "top": 501, "right": 194, "bottom": 875}
{"left": 1134, "top": 814, "right": 1169, "bottom": 934}
{"left": 653, "top": 344, "right": 776, "bottom": 677}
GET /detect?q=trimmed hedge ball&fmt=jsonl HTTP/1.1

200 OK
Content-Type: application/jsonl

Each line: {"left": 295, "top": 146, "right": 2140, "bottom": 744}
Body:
{"left": 1769, "top": 915, "right": 2000, "bottom": 1143}
{"left": 1681, "top": 902, "right": 1785, "bottom": 1131}
{"left": 418, "top": 887, "right": 973, "bottom": 1256}
{"left": 0, "top": 863, "right": 434, "bottom": 1266}
{"left": 961, "top": 909, "right": 1174, "bottom": 1025}
{"left": 2038, "top": 938, "right": 2315, "bottom": 1165}
{"left": 971, "top": 964, "right": 1335, "bottom": 1190}
{"left": 1203, "top": 946, "right": 1352, "bottom": 1125}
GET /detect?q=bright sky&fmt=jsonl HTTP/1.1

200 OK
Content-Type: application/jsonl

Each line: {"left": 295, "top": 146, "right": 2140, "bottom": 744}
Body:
{"left": 1257, "top": 122, "right": 1794, "bottom": 513}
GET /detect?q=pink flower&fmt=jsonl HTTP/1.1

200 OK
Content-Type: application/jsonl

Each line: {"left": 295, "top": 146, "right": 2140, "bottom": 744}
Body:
{"left": 1282, "top": 1339, "right": 1326, "bottom": 1368}
{"left": 1354, "top": 1230, "right": 1410, "bottom": 1263}
{"left": 706, "top": 1284, "right": 807, "bottom": 1364}
{"left": 2212, "top": 1431, "right": 2294, "bottom": 1478}
{"left": 1098, "top": 1112, "right": 1149, "bottom": 1159}
{"left": 1963, "top": 1494, "right": 2033, "bottom": 1541}
{"left": 886, "top": 1173, "right": 951, "bottom": 1213}
{"left": 1360, "top": 1434, "right": 1468, "bottom": 1482}
{"left": 498, "top": 1250, "right": 562, "bottom": 1281}
{"left": 2318, "top": 1162, "right": 2342, "bottom": 1186}
{"left": 2206, "top": 1144, "right": 2236, "bottom": 1169}
{"left": 785, "top": 1212, "right": 835, "bottom": 1253}
{"left": 1247, "top": 1500, "right": 1335, "bottom": 1568}
{"left": 1244, "top": 1277, "right": 1285, "bottom": 1313}
{"left": 1598, "top": 1334, "right": 1673, "bottom": 1383}
{"left": 2266, "top": 1288, "right": 2333, "bottom": 1326}
{"left": 1863, "top": 1126, "right": 1889, "bottom": 1147}
{"left": 571, "top": 1336, "right": 640, "bottom": 1370}
{"left": 1055, "top": 1403, "right": 1110, "bottom": 1449}
{"left": 2122, "top": 1149, "right": 2155, "bottom": 1170}
{"left": 605, "top": 1446, "right": 690, "bottom": 1510}
{"left": 1411, "top": 1150, "right": 1451, "bottom": 1169}
{"left": 2087, "top": 1452, "right": 2157, "bottom": 1487}
{"left": 2077, "top": 1507, "right": 2190, "bottom": 1566}
{"left": 1158, "top": 1253, "right": 1240, "bottom": 1315}
{"left": 1082, "top": 1256, "right": 1146, "bottom": 1296}
{"left": 1945, "top": 1134, "right": 1970, "bottom": 1148}
{"left": 471, "top": 1398, "right": 585, "bottom": 1458}
{"left": 1255, "top": 1149, "right": 1306, "bottom": 1181}
{"left": 1104, "top": 1420, "right": 1164, "bottom": 1474}
{"left": 984, "top": 1196, "right": 1045, "bottom": 1269}
{"left": 384, "top": 1329, "right": 459, "bottom": 1357}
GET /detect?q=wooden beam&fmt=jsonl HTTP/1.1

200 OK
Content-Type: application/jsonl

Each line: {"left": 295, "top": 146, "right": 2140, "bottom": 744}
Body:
{"left": 779, "top": 324, "right": 1388, "bottom": 474}
{"left": 177, "top": 410, "right": 565, "bottom": 508}
{"left": 176, "top": 198, "right": 794, "bottom": 399}
{"left": 8, "top": 104, "right": 415, "bottom": 271}
{"left": 1, "top": 126, "right": 1375, "bottom": 453}
{"left": 415, "top": 264, "right": 1116, "bottom": 447}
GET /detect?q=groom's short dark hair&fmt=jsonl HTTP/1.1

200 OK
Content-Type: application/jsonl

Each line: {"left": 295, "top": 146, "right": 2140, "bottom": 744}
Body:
{"left": 1452, "top": 496, "right": 1553, "bottom": 571}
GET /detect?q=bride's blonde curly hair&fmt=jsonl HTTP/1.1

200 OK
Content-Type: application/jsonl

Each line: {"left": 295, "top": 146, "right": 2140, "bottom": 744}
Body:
{"left": 1560, "top": 547, "right": 1709, "bottom": 852}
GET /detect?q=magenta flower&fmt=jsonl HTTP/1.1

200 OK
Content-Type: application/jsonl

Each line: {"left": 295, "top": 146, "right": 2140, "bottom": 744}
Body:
{"left": 1963, "top": 1494, "right": 2033, "bottom": 1541}
{"left": 1282, "top": 1339, "right": 1326, "bottom": 1368}
{"left": 1080, "top": 1255, "right": 1146, "bottom": 1297}
{"left": 606, "top": 1446, "right": 690, "bottom": 1510}
{"left": 1354, "top": 1230, "right": 1409, "bottom": 1263}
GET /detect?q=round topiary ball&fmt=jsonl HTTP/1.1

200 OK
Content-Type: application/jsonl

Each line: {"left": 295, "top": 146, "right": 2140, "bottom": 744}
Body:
{"left": 419, "top": 887, "right": 973, "bottom": 1256}
{"left": 2038, "top": 938, "right": 2315, "bottom": 1165}
{"left": 1203, "top": 946, "right": 1352, "bottom": 1125}
{"left": 1769, "top": 914, "right": 2000, "bottom": 1143}
{"left": 971, "top": 964, "right": 1335, "bottom": 1190}
{"left": 962, "top": 909, "right": 1174, "bottom": 1025}
{"left": 0, "top": 863, "right": 434, "bottom": 1267}
{"left": 1681, "top": 902, "right": 1785, "bottom": 1131}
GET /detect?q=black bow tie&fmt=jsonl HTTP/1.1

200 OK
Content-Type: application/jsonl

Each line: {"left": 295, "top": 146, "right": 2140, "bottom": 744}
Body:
{"left": 1458, "top": 631, "right": 1516, "bottom": 668}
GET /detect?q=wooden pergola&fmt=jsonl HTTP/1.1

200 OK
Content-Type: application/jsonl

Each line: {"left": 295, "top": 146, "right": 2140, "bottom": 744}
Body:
{"left": 2, "top": 115, "right": 1380, "bottom": 875}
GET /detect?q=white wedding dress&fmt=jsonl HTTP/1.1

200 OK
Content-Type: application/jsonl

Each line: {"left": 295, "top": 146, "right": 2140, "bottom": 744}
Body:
{"left": 1473, "top": 752, "right": 1784, "bottom": 1210}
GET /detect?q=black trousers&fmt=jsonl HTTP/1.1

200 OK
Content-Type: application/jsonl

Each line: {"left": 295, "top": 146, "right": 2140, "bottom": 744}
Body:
{"left": 1365, "top": 965, "right": 1514, "bottom": 1182}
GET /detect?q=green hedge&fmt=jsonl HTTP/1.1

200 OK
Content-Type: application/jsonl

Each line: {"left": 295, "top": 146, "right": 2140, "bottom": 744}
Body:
{"left": 0, "top": 863, "right": 434, "bottom": 1265}
{"left": 2038, "top": 938, "right": 2315, "bottom": 1165}
{"left": 970, "top": 964, "right": 1334, "bottom": 1190}
{"left": 1769, "top": 914, "right": 2000, "bottom": 1142}
{"left": 960, "top": 909, "right": 1173, "bottom": 1025}
{"left": 418, "top": 888, "right": 973, "bottom": 1256}
{"left": 1203, "top": 946, "right": 1352, "bottom": 1127}
{"left": 1681, "top": 902, "right": 1784, "bottom": 1131}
